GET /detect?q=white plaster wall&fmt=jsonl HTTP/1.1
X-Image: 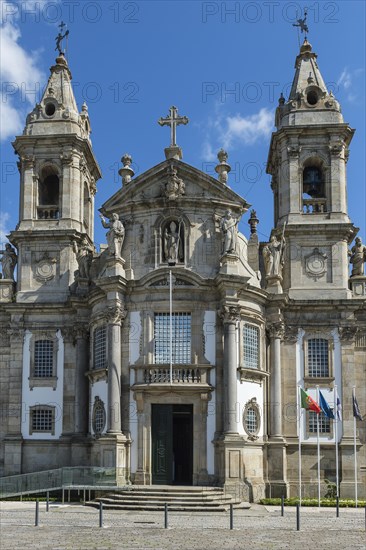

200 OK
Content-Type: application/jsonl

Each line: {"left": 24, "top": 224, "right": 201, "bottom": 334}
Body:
{"left": 90, "top": 380, "right": 108, "bottom": 436}
{"left": 129, "top": 390, "right": 138, "bottom": 473}
{"left": 204, "top": 311, "right": 216, "bottom": 474}
{"left": 129, "top": 311, "right": 141, "bottom": 365}
{"left": 296, "top": 328, "right": 342, "bottom": 443}
{"left": 236, "top": 380, "right": 264, "bottom": 437}
{"left": 22, "top": 330, "right": 64, "bottom": 439}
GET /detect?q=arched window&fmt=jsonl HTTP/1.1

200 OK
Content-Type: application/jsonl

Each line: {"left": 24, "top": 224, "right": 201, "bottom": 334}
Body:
{"left": 38, "top": 166, "right": 60, "bottom": 219}
{"left": 162, "top": 219, "right": 185, "bottom": 265}
{"left": 303, "top": 166, "right": 324, "bottom": 198}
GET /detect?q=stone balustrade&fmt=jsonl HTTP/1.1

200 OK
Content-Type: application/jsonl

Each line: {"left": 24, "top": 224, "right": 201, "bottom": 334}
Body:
{"left": 37, "top": 206, "right": 60, "bottom": 219}
{"left": 133, "top": 365, "right": 211, "bottom": 385}
{"left": 302, "top": 198, "right": 327, "bottom": 214}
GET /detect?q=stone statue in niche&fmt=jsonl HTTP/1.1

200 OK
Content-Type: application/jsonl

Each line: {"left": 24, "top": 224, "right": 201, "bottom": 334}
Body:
{"left": 72, "top": 238, "right": 93, "bottom": 279}
{"left": 163, "top": 221, "right": 184, "bottom": 264}
{"left": 349, "top": 237, "right": 366, "bottom": 277}
{"left": 263, "top": 235, "right": 286, "bottom": 277}
{"left": 0, "top": 244, "right": 17, "bottom": 280}
{"left": 100, "top": 213, "right": 125, "bottom": 258}
{"left": 220, "top": 209, "right": 238, "bottom": 255}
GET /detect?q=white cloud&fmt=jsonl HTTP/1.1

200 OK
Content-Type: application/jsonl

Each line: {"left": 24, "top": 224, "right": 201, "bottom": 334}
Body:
{"left": 0, "top": 1, "right": 58, "bottom": 141}
{"left": 201, "top": 106, "right": 274, "bottom": 160}
{"left": 0, "top": 211, "right": 10, "bottom": 244}
{"left": 220, "top": 108, "right": 274, "bottom": 149}
{"left": 337, "top": 67, "right": 364, "bottom": 103}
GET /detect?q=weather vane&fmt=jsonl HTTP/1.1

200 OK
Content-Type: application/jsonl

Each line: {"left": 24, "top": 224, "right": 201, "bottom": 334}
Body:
{"left": 55, "top": 21, "right": 69, "bottom": 55}
{"left": 293, "top": 8, "right": 309, "bottom": 40}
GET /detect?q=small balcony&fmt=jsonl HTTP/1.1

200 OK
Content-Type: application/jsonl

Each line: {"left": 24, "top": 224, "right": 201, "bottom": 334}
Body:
{"left": 132, "top": 364, "right": 212, "bottom": 390}
{"left": 37, "top": 206, "right": 60, "bottom": 220}
{"left": 302, "top": 198, "right": 327, "bottom": 214}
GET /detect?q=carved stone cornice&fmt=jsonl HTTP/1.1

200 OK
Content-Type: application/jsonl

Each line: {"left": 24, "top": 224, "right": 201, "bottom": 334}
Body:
{"left": 218, "top": 305, "right": 241, "bottom": 324}
{"left": 283, "top": 325, "right": 299, "bottom": 343}
{"left": 267, "top": 322, "right": 285, "bottom": 340}
{"left": 338, "top": 326, "right": 358, "bottom": 344}
{"left": 106, "top": 304, "right": 128, "bottom": 326}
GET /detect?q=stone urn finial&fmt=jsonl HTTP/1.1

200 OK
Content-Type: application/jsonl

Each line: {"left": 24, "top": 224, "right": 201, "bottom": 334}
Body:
{"left": 215, "top": 148, "right": 231, "bottom": 184}
{"left": 119, "top": 153, "right": 134, "bottom": 186}
{"left": 248, "top": 209, "right": 259, "bottom": 234}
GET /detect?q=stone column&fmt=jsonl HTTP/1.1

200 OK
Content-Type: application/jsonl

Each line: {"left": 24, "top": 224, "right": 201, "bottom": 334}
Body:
{"left": 74, "top": 325, "right": 89, "bottom": 434}
{"left": 268, "top": 322, "right": 285, "bottom": 438}
{"left": 106, "top": 304, "right": 127, "bottom": 434}
{"left": 221, "top": 306, "right": 240, "bottom": 434}
{"left": 197, "top": 392, "right": 211, "bottom": 483}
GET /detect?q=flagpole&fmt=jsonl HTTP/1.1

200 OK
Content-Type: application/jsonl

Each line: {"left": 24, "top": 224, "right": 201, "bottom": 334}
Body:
{"left": 353, "top": 386, "right": 358, "bottom": 507}
{"left": 316, "top": 385, "right": 321, "bottom": 508}
{"left": 169, "top": 270, "right": 173, "bottom": 385}
{"left": 334, "top": 385, "right": 339, "bottom": 498}
{"left": 298, "top": 385, "right": 302, "bottom": 507}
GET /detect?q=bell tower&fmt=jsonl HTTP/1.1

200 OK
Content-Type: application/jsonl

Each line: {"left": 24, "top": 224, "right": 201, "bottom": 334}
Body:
{"left": 10, "top": 51, "right": 101, "bottom": 302}
{"left": 267, "top": 39, "right": 358, "bottom": 299}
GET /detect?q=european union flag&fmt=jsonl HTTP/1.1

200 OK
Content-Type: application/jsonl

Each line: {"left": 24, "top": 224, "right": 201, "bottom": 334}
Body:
{"left": 319, "top": 391, "right": 335, "bottom": 419}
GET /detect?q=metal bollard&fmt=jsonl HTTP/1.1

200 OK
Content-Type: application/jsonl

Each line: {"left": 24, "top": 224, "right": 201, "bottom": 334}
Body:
{"left": 281, "top": 495, "right": 284, "bottom": 517}
{"left": 35, "top": 499, "right": 39, "bottom": 527}
{"left": 229, "top": 503, "right": 234, "bottom": 529}
{"left": 296, "top": 503, "right": 300, "bottom": 531}
{"left": 336, "top": 496, "right": 339, "bottom": 518}
{"left": 164, "top": 503, "right": 168, "bottom": 529}
{"left": 46, "top": 491, "right": 49, "bottom": 512}
{"left": 99, "top": 501, "right": 103, "bottom": 528}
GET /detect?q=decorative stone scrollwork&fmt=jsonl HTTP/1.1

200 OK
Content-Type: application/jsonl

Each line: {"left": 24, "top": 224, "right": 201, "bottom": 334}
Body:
{"left": 338, "top": 326, "right": 358, "bottom": 343}
{"left": 329, "top": 141, "right": 344, "bottom": 157}
{"left": 219, "top": 305, "right": 241, "bottom": 324}
{"left": 34, "top": 252, "right": 57, "bottom": 282}
{"left": 21, "top": 155, "right": 35, "bottom": 169}
{"left": 283, "top": 325, "right": 299, "bottom": 343}
{"left": 287, "top": 145, "right": 301, "bottom": 158}
{"left": 267, "top": 322, "right": 285, "bottom": 340}
{"left": 106, "top": 304, "right": 127, "bottom": 325}
{"left": 162, "top": 166, "right": 185, "bottom": 201}
{"left": 60, "top": 151, "right": 73, "bottom": 165}
{"left": 304, "top": 247, "right": 328, "bottom": 281}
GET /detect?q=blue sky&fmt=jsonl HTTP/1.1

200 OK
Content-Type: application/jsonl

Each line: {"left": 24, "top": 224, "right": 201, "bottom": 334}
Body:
{"left": 1, "top": 0, "right": 365, "bottom": 248}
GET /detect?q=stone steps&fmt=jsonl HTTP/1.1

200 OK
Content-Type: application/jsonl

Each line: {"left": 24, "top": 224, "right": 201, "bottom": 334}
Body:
{"left": 86, "top": 486, "right": 250, "bottom": 512}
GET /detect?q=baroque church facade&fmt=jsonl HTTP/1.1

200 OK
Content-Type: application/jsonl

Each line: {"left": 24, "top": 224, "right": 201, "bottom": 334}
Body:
{"left": 0, "top": 38, "right": 365, "bottom": 501}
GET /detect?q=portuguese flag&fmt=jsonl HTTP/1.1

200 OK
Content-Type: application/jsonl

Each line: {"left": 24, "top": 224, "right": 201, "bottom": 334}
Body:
{"left": 300, "top": 388, "right": 321, "bottom": 413}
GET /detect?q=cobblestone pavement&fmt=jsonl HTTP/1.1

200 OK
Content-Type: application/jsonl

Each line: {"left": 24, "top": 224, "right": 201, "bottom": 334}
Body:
{"left": 0, "top": 502, "right": 365, "bottom": 550}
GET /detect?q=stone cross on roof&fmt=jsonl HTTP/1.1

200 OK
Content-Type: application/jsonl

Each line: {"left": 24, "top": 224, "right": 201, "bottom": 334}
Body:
{"left": 158, "top": 106, "right": 189, "bottom": 148}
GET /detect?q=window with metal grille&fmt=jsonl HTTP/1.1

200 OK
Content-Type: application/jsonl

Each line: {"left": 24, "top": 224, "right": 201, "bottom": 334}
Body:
{"left": 92, "top": 397, "right": 106, "bottom": 435}
{"left": 154, "top": 313, "right": 191, "bottom": 364}
{"left": 308, "top": 411, "right": 331, "bottom": 434}
{"left": 93, "top": 326, "right": 107, "bottom": 370}
{"left": 243, "top": 325, "right": 259, "bottom": 369}
{"left": 307, "top": 338, "right": 329, "bottom": 377}
{"left": 245, "top": 407, "right": 258, "bottom": 434}
{"left": 34, "top": 340, "right": 54, "bottom": 377}
{"left": 32, "top": 408, "right": 53, "bottom": 432}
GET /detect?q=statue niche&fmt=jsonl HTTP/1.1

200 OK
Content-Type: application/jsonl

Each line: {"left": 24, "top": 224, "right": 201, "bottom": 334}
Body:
{"left": 162, "top": 220, "right": 184, "bottom": 265}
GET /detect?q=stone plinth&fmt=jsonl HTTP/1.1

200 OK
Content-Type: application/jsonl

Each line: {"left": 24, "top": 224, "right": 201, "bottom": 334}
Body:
{"left": 75, "top": 277, "right": 89, "bottom": 295}
{"left": 266, "top": 274, "right": 283, "bottom": 294}
{"left": 0, "top": 279, "right": 15, "bottom": 302}
{"left": 164, "top": 146, "right": 182, "bottom": 160}
{"left": 91, "top": 433, "right": 130, "bottom": 485}
{"left": 103, "top": 256, "right": 126, "bottom": 278}
{"left": 220, "top": 253, "right": 239, "bottom": 275}
{"left": 350, "top": 275, "right": 366, "bottom": 297}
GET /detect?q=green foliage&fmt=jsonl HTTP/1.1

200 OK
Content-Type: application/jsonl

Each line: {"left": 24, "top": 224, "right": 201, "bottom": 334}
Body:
{"left": 324, "top": 479, "right": 337, "bottom": 499}
{"left": 259, "top": 497, "right": 366, "bottom": 507}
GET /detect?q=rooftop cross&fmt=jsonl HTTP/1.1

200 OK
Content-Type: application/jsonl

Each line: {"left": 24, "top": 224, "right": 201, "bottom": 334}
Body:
{"left": 158, "top": 106, "right": 189, "bottom": 147}
{"left": 55, "top": 21, "right": 70, "bottom": 55}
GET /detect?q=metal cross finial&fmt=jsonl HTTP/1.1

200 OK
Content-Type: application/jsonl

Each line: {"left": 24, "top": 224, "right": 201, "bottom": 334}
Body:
{"left": 55, "top": 21, "right": 70, "bottom": 55}
{"left": 158, "top": 106, "right": 189, "bottom": 147}
{"left": 293, "top": 8, "right": 309, "bottom": 38}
